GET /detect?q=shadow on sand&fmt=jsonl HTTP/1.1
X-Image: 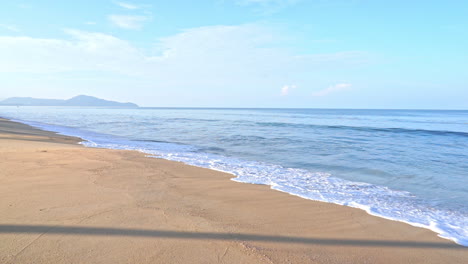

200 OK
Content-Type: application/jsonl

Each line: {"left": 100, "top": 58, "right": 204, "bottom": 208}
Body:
{"left": 0, "top": 224, "right": 465, "bottom": 249}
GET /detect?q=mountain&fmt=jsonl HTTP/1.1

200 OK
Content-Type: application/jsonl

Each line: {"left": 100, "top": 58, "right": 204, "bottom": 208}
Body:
{"left": 0, "top": 95, "right": 138, "bottom": 108}
{"left": 63, "top": 95, "right": 138, "bottom": 107}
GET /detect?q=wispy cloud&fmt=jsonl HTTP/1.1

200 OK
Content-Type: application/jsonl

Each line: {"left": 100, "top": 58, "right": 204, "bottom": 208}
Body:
{"left": 115, "top": 1, "right": 140, "bottom": 10}
{"left": 85, "top": 21, "right": 97, "bottom": 25}
{"left": 0, "top": 29, "right": 142, "bottom": 73}
{"left": 108, "top": 15, "right": 148, "bottom": 30}
{"left": 281, "top": 84, "right": 296, "bottom": 96}
{"left": 0, "top": 25, "right": 366, "bottom": 103}
{"left": 312, "top": 83, "right": 352, "bottom": 97}
{"left": 0, "top": 24, "right": 20, "bottom": 32}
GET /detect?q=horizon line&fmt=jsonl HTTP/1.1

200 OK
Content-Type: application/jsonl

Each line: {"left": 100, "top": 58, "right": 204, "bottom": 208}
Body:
{"left": 0, "top": 105, "right": 467, "bottom": 111}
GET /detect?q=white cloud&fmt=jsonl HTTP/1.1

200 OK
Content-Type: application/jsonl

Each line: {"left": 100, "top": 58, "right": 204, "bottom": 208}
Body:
{"left": 0, "top": 29, "right": 143, "bottom": 74}
{"left": 0, "top": 25, "right": 366, "bottom": 102}
{"left": 0, "top": 24, "right": 20, "bottom": 32}
{"left": 108, "top": 15, "right": 148, "bottom": 30}
{"left": 312, "top": 83, "right": 352, "bottom": 97}
{"left": 85, "top": 21, "right": 97, "bottom": 25}
{"left": 281, "top": 84, "right": 296, "bottom": 96}
{"left": 115, "top": 1, "right": 140, "bottom": 10}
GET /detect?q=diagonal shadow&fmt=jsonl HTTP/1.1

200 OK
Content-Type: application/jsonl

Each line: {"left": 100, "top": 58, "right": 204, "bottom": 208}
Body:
{"left": 0, "top": 224, "right": 465, "bottom": 249}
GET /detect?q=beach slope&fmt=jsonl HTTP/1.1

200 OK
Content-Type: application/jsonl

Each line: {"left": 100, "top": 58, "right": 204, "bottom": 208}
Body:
{"left": 0, "top": 118, "right": 466, "bottom": 263}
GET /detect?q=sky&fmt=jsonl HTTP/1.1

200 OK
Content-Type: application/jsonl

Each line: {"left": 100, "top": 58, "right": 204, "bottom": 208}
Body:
{"left": 0, "top": 0, "right": 467, "bottom": 109}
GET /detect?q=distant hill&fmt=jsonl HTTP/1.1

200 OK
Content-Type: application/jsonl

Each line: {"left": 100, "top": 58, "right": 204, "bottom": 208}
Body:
{"left": 0, "top": 95, "right": 138, "bottom": 108}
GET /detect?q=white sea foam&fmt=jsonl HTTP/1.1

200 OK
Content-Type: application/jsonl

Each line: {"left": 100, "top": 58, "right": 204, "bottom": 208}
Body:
{"left": 8, "top": 118, "right": 468, "bottom": 247}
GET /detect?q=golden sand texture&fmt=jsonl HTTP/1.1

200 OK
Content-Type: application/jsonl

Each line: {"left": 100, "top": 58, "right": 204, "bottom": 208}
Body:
{"left": 0, "top": 118, "right": 466, "bottom": 263}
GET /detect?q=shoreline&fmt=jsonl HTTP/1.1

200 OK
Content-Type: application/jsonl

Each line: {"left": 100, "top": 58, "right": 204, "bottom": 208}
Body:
{"left": 8, "top": 116, "right": 468, "bottom": 247}
{"left": 0, "top": 117, "right": 466, "bottom": 263}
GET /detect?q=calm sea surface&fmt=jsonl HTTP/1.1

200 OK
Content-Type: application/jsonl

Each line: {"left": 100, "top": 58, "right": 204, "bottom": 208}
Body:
{"left": 1, "top": 107, "right": 467, "bottom": 245}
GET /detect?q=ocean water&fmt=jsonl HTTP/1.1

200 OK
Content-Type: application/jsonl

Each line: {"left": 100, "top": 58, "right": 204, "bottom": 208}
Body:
{"left": 1, "top": 107, "right": 467, "bottom": 246}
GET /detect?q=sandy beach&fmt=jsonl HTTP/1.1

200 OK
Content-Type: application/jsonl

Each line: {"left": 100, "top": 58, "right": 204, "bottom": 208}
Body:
{"left": 0, "top": 117, "right": 466, "bottom": 263}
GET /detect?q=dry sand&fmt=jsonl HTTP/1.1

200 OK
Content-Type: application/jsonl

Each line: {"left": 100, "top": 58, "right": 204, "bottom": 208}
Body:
{"left": 0, "top": 118, "right": 466, "bottom": 263}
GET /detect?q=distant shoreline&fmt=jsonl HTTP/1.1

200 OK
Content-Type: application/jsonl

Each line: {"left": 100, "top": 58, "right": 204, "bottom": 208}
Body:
{"left": 0, "top": 95, "right": 138, "bottom": 108}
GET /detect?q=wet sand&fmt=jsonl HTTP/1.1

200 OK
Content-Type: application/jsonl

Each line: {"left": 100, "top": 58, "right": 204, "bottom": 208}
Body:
{"left": 0, "top": 118, "right": 466, "bottom": 263}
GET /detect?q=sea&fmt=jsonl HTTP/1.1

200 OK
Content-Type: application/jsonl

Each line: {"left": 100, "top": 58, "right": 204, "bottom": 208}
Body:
{"left": 1, "top": 107, "right": 467, "bottom": 246}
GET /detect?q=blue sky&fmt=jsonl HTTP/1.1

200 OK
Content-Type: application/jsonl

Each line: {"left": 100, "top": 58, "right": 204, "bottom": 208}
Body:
{"left": 0, "top": 0, "right": 467, "bottom": 108}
